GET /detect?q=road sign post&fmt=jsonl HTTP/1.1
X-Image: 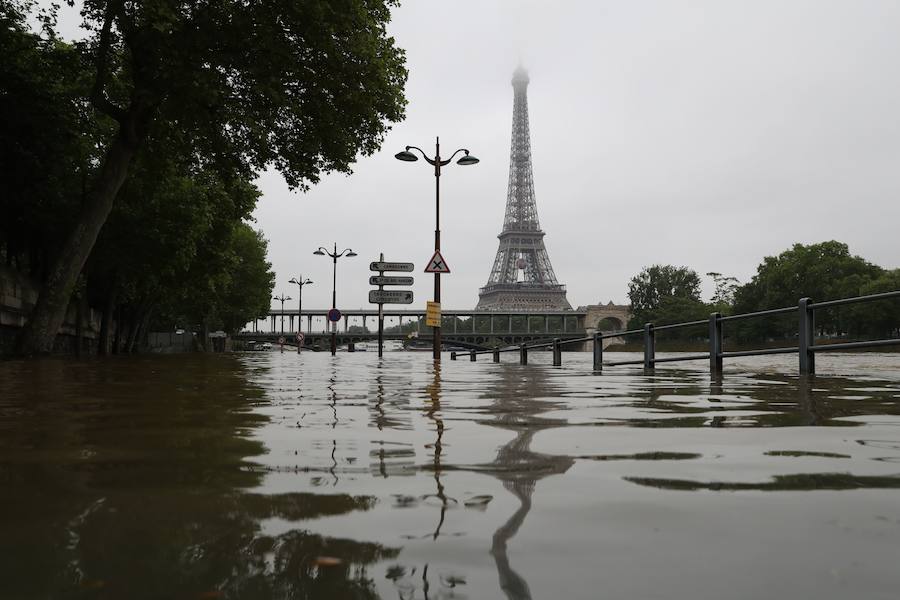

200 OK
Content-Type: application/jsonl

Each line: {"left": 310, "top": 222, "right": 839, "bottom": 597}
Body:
{"left": 370, "top": 255, "right": 415, "bottom": 358}
{"left": 423, "top": 250, "right": 451, "bottom": 360}
{"left": 378, "top": 254, "right": 384, "bottom": 357}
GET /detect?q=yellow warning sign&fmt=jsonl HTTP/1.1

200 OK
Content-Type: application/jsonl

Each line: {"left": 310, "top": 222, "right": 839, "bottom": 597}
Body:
{"left": 426, "top": 301, "right": 441, "bottom": 327}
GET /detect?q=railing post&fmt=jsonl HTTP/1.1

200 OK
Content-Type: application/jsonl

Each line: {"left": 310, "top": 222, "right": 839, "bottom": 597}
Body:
{"left": 643, "top": 323, "right": 655, "bottom": 371}
{"left": 799, "top": 297, "right": 815, "bottom": 375}
{"left": 592, "top": 332, "right": 603, "bottom": 371}
{"left": 520, "top": 343, "right": 528, "bottom": 365}
{"left": 450, "top": 351, "right": 456, "bottom": 361}
{"left": 470, "top": 350, "right": 476, "bottom": 362}
{"left": 552, "top": 338, "right": 562, "bottom": 366}
{"left": 493, "top": 348, "right": 500, "bottom": 363}
{"left": 709, "top": 312, "right": 723, "bottom": 375}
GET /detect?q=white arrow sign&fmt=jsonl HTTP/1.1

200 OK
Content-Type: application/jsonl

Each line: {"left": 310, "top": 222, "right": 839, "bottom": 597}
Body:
{"left": 370, "top": 261, "right": 414, "bottom": 272}
{"left": 369, "top": 290, "right": 414, "bottom": 304}
{"left": 369, "top": 275, "right": 414, "bottom": 286}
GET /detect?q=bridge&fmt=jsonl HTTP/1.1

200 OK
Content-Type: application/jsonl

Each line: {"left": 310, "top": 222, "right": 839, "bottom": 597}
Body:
{"left": 237, "top": 302, "right": 631, "bottom": 351}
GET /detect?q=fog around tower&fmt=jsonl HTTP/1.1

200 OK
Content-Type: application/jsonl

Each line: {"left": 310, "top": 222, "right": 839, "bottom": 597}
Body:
{"left": 46, "top": 1, "right": 900, "bottom": 310}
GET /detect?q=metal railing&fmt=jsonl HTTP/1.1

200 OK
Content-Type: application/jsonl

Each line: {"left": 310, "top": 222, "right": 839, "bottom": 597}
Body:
{"left": 450, "top": 290, "right": 900, "bottom": 375}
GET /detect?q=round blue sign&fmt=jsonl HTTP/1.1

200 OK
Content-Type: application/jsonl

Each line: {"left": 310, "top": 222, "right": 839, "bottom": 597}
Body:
{"left": 328, "top": 308, "right": 342, "bottom": 322}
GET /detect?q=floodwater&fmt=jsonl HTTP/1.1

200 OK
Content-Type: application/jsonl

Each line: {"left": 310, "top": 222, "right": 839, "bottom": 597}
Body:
{"left": 1, "top": 351, "right": 899, "bottom": 599}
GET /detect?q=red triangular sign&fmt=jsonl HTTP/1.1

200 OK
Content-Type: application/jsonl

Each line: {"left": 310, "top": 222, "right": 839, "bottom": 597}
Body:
{"left": 424, "top": 250, "right": 450, "bottom": 274}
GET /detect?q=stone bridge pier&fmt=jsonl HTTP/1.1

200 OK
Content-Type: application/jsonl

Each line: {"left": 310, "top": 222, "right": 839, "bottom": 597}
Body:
{"left": 578, "top": 301, "right": 632, "bottom": 352}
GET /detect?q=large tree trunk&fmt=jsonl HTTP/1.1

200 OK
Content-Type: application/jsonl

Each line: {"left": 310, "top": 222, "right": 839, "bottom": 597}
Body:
{"left": 17, "top": 134, "right": 137, "bottom": 355}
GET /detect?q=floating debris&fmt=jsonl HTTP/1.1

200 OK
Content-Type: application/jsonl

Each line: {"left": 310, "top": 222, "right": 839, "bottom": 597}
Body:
{"left": 463, "top": 494, "right": 493, "bottom": 508}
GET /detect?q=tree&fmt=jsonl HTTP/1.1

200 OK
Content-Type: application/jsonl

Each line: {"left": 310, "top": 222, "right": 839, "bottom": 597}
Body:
{"left": 84, "top": 141, "right": 265, "bottom": 351}
{"left": 16, "top": 0, "right": 407, "bottom": 354}
{"left": 732, "top": 241, "right": 883, "bottom": 340}
{"left": 848, "top": 270, "right": 900, "bottom": 338}
{"left": 215, "top": 225, "right": 276, "bottom": 334}
{"left": 0, "top": 4, "right": 103, "bottom": 278}
{"left": 706, "top": 272, "right": 739, "bottom": 312}
{"left": 627, "top": 265, "right": 704, "bottom": 329}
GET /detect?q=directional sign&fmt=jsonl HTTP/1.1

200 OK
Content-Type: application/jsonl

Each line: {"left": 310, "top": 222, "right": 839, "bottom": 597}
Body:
{"left": 369, "top": 275, "right": 414, "bottom": 286}
{"left": 369, "top": 290, "right": 414, "bottom": 304}
{"left": 370, "top": 261, "right": 414, "bottom": 272}
{"left": 424, "top": 250, "right": 450, "bottom": 274}
{"left": 327, "top": 308, "right": 342, "bottom": 322}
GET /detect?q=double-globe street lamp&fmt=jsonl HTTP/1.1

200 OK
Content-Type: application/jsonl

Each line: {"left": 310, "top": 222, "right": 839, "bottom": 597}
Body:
{"left": 314, "top": 243, "right": 357, "bottom": 355}
{"left": 288, "top": 276, "right": 313, "bottom": 353}
{"left": 395, "top": 137, "right": 479, "bottom": 361}
{"left": 273, "top": 293, "right": 292, "bottom": 337}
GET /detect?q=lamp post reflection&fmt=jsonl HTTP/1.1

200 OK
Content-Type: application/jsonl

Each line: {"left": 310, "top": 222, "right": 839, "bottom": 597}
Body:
{"left": 422, "top": 362, "right": 456, "bottom": 540}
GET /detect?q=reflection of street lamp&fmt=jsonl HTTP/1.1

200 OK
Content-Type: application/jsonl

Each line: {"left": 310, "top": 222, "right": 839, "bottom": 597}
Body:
{"left": 314, "top": 243, "right": 357, "bottom": 355}
{"left": 396, "top": 137, "right": 479, "bottom": 361}
{"left": 273, "top": 293, "right": 291, "bottom": 334}
{"left": 288, "top": 276, "right": 313, "bottom": 353}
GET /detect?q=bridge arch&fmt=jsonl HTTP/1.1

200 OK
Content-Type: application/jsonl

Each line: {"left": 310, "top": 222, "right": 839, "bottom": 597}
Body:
{"left": 582, "top": 301, "right": 632, "bottom": 332}
{"left": 596, "top": 316, "right": 625, "bottom": 331}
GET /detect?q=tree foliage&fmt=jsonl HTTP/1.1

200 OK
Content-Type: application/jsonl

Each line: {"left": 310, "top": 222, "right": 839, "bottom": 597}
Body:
{"left": 706, "top": 272, "right": 740, "bottom": 312}
{"left": 0, "top": 4, "right": 102, "bottom": 277}
{"left": 627, "top": 265, "right": 705, "bottom": 330}
{"left": 2, "top": 0, "right": 408, "bottom": 354}
{"left": 625, "top": 246, "right": 898, "bottom": 343}
{"left": 732, "top": 241, "right": 885, "bottom": 340}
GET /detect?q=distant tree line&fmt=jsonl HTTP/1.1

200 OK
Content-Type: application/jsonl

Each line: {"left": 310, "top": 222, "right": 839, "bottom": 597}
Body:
{"left": 0, "top": 0, "right": 407, "bottom": 353}
{"left": 627, "top": 241, "right": 899, "bottom": 342}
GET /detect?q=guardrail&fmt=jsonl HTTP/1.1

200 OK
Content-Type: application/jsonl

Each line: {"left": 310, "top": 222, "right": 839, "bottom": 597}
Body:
{"left": 450, "top": 291, "right": 900, "bottom": 375}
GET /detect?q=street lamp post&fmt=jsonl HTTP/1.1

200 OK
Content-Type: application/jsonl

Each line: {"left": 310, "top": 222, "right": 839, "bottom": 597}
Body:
{"left": 288, "top": 276, "right": 313, "bottom": 353}
{"left": 314, "top": 243, "right": 357, "bottom": 356}
{"left": 395, "top": 137, "right": 479, "bottom": 361}
{"left": 273, "top": 293, "right": 292, "bottom": 335}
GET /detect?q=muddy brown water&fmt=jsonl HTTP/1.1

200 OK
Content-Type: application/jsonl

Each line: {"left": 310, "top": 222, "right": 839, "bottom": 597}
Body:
{"left": 1, "top": 351, "right": 899, "bottom": 599}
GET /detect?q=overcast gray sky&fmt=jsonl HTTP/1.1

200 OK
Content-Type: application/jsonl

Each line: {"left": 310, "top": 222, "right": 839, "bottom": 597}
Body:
{"left": 54, "top": 1, "right": 900, "bottom": 311}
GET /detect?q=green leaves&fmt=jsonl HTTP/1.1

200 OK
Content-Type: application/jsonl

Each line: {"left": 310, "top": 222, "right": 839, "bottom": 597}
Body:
{"left": 626, "top": 265, "right": 706, "bottom": 332}
{"left": 108, "top": 0, "right": 409, "bottom": 189}
{"left": 732, "top": 241, "right": 888, "bottom": 340}
{"left": 4, "top": 0, "right": 407, "bottom": 352}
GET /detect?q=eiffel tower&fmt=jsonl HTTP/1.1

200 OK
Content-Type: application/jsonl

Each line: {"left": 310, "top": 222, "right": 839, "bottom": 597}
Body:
{"left": 476, "top": 67, "right": 571, "bottom": 311}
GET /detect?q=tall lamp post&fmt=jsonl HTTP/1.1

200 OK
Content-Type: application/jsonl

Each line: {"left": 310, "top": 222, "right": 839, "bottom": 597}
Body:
{"left": 314, "top": 243, "right": 357, "bottom": 355}
{"left": 288, "top": 276, "right": 313, "bottom": 353}
{"left": 395, "top": 137, "right": 479, "bottom": 361}
{"left": 273, "top": 293, "right": 292, "bottom": 336}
